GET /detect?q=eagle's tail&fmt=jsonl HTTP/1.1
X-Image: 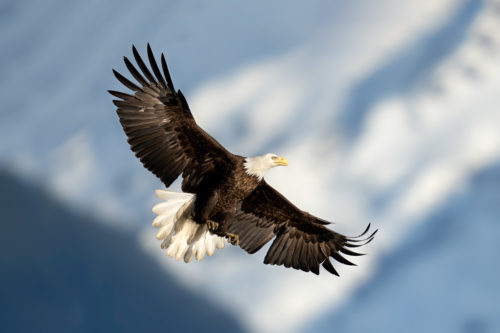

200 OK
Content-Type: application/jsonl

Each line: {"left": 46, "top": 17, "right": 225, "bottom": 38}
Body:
{"left": 152, "top": 190, "right": 225, "bottom": 263}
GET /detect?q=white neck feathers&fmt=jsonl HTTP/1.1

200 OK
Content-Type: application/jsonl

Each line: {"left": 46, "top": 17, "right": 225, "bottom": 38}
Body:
{"left": 244, "top": 156, "right": 273, "bottom": 180}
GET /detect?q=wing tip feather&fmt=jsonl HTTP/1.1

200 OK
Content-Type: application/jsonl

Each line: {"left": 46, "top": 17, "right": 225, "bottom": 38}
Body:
{"left": 132, "top": 44, "right": 156, "bottom": 84}
{"left": 147, "top": 43, "right": 167, "bottom": 87}
{"left": 322, "top": 259, "right": 339, "bottom": 276}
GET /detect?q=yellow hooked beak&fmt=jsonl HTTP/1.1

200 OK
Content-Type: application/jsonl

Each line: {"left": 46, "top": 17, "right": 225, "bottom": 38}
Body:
{"left": 276, "top": 156, "right": 289, "bottom": 166}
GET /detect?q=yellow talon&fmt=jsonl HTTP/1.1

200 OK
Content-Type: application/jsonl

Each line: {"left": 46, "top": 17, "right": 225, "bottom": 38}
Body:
{"left": 226, "top": 233, "right": 239, "bottom": 246}
{"left": 207, "top": 220, "right": 219, "bottom": 232}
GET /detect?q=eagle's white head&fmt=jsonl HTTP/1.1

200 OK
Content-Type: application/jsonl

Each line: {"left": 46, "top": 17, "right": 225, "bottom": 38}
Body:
{"left": 244, "top": 153, "right": 288, "bottom": 180}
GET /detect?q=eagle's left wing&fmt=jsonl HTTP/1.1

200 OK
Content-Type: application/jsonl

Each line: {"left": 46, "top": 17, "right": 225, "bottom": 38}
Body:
{"left": 109, "top": 44, "right": 237, "bottom": 193}
{"left": 228, "top": 181, "right": 376, "bottom": 275}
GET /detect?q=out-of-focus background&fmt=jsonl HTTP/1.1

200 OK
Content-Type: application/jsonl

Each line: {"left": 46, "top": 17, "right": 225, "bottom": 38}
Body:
{"left": 1, "top": 0, "right": 500, "bottom": 332}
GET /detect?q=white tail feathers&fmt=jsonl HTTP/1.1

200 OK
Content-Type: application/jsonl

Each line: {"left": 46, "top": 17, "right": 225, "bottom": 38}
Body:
{"left": 152, "top": 190, "right": 225, "bottom": 263}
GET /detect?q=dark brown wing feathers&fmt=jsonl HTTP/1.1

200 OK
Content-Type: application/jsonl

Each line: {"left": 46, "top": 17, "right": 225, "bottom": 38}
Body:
{"left": 229, "top": 181, "right": 377, "bottom": 275}
{"left": 109, "top": 44, "right": 234, "bottom": 190}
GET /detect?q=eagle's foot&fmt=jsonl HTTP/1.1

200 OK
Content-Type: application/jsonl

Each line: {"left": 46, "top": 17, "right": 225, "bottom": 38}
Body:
{"left": 207, "top": 220, "right": 219, "bottom": 232}
{"left": 226, "top": 233, "right": 239, "bottom": 246}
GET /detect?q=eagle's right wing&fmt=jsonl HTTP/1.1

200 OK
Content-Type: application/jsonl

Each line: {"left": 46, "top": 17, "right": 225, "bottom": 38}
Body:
{"left": 109, "top": 44, "right": 235, "bottom": 192}
{"left": 229, "top": 181, "right": 376, "bottom": 275}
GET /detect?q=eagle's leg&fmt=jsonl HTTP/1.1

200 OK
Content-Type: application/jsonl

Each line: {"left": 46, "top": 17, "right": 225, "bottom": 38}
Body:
{"left": 194, "top": 190, "right": 219, "bottom": 232}
{"left": 209, "top": 211, "right": 239, "bottom": 246}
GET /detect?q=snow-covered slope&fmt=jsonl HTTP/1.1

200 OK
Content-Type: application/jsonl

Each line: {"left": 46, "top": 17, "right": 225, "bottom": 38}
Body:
{"left": 2, "top": 0, "right": 500, "bottom": 332}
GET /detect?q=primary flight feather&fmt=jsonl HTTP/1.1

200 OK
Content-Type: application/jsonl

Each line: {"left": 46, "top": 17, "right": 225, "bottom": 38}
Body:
{"left": 109, "top": 44, "right": 376, "bottom": 275}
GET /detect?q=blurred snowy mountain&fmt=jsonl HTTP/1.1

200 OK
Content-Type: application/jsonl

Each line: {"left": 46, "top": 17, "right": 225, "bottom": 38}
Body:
{"left": 309, "top": 161, "right": 500, "bottom": 333}
{"left": 1, "top": 0, "right": 500, "bottom": 332}
{"left": 0, "top": 170, "right": 244, "bottom": 333}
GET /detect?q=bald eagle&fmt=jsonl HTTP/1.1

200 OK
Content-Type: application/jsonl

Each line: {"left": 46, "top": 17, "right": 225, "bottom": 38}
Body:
{"left": 109, "top": 44, "right": 376, "bottom": 276}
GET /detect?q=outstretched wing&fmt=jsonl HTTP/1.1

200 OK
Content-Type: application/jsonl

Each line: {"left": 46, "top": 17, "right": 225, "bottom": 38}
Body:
{"left": 228, "top": 181, "right": 377, "bottom": 275}
{"left": 109, "top": 44, "right": 235, "bottom": 191}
